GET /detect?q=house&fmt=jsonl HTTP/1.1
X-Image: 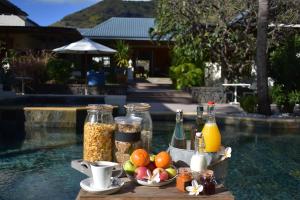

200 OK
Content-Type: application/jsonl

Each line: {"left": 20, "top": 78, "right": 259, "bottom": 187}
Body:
{"left": 0, "top": 0, "right": 81, "bottom": 50}
{"left": 0, "top": 0, "right": 38, "bottom": 27}
{"left": 83, "top": 17, "right": 172, "bottom": 77}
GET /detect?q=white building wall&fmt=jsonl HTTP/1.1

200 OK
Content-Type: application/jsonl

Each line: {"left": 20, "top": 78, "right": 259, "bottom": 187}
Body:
{"left": 0, "top": 14, "right": 25, "bottom": 26}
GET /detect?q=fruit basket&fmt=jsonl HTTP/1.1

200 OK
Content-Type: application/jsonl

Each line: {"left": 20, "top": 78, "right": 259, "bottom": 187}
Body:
{"left": 123, "top": 149, "right": 178, "bottom": 187}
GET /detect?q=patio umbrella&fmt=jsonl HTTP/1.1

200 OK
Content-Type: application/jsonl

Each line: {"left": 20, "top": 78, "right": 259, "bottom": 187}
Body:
{"left": 53, "top": 37, "right": 116, "bottom": 95}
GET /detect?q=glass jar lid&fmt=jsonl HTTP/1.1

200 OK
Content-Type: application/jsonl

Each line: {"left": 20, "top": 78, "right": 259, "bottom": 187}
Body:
{"left": 124, "top": 103, "right": 151, "bottom": 111}
{"left": 87, "top": 104, "right": 114, "bottom": 111}
{"left": 114, "top": 116, "right": 143, "bottom": 125}
{"left": 202, "top": 170, "right": 214, "bottom": 178}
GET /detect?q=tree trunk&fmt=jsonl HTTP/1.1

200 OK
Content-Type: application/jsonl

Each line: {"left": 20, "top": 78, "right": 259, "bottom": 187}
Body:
{"left": 256, "top": 0, "right": 271, "bottom": 115}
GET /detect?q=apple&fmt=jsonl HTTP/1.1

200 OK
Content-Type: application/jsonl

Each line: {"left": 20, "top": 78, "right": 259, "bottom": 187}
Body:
{"left": 135, "top": 167, "right": 151, "bottom": 180}
{"left": 159, "top": 170, "right": 169, "bottom": 181}
{"left": 123, "top": 160, "right": 136, "bottom": 175}
{"left": 153, "top": 168, "right": 169, "bottom": 181}
{"left": 147, "top": 162, "right": 156, "bottom": 172}
{"left": 165, "top": 167, "right": 177, "bottom": 178}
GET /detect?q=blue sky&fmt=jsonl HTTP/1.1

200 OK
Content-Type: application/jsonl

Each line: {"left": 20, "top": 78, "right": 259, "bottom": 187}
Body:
{"left": 10, "top": 0, "right": 101, "bottom": 26}
{"left": 10, "top": 0, "right": 152, "bottom": 26}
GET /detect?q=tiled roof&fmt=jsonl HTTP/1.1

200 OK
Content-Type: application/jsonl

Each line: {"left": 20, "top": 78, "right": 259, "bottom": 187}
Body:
{"left": 83, "top": 17, "right": 155, "bottom": 40}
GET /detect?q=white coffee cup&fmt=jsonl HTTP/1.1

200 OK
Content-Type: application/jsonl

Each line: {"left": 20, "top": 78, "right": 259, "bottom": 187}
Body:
{"left": 88, "top": 161, "right": 121, "bottom": 189}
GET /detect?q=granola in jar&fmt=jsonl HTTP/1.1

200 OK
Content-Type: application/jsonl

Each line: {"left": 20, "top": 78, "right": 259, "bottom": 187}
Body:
{"left": 83, "top": 104, "right": 115, "bottom": 162}
{"left": 114, "top": 116, "right": 142, "bottom": 163}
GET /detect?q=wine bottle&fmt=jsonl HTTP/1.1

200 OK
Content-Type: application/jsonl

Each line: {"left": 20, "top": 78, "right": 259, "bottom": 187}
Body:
{"left": 191, "top": 105, "right": 205, "bottom": 150}
{"left": 170, "top": 109, "right": 186, "bottom": 149}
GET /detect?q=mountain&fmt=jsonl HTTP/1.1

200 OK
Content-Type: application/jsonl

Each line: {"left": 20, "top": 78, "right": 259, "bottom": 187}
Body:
{"left": 52, "top": 0, "right": 156, "bottom": 28}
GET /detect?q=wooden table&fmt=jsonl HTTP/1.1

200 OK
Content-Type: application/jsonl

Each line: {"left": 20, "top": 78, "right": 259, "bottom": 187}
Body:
{"left": 76, "top": 178, "right": 234, "bottom": 200}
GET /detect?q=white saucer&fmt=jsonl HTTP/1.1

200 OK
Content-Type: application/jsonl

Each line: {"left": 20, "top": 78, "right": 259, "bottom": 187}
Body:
{"left": 80, "top": 177, "right": 124, "bottom": 194}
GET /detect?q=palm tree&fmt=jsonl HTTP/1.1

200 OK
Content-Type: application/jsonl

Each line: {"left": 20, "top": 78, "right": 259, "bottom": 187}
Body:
{"left": 256, "top": 0, "right": 271, "bottom": 115}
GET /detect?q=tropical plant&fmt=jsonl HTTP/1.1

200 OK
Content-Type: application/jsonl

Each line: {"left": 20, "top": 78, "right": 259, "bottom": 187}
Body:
{"left": 114, "top": 40, "right": 130, "bottom": 68}
{"left": 46, "top": 58, "right": 72, "bottom": 83}
{"left": 288, "top": 90, "right": 300, "bottom": 105}
{"left": 271, "top": 84, "right": 286, "bottom": 110}
{"left": 152, "top": 0, "right": 257, "bottom": 83}
{"left": 169, "top": 63, "right": 204, "bottom": 90}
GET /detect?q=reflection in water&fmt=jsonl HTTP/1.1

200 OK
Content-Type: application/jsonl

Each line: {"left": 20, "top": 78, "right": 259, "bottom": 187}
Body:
{"left": 0, "top": 113, "right": 25, "bottom": 150}
{"left": 0, "top": 127, "right": 79, "bottom": 156}
{"left": 0, "top": 122, "right": 299, "bottom": 200}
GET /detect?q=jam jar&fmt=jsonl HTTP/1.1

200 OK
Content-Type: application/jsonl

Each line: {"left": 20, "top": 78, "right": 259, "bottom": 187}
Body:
{"left": 176, "top": 168, "right": 193, "bottom": 192}
{"left": 201, "top": 170, "right": 216, "bottom": 195}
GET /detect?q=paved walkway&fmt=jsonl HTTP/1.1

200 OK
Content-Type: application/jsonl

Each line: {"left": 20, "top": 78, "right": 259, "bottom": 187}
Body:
{"left": 128, "top": 77, "right": 244, "bottom": 115}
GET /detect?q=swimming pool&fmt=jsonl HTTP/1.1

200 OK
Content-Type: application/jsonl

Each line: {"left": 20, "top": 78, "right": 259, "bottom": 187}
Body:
{"left": 0, "top": 122, "right": 299, "bottom": 200}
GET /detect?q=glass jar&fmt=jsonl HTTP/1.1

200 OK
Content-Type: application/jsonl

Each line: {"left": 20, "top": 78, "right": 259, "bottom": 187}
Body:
{"left": 200, "top": 170, "right": 216, "bottom": 195}
{"left": 176, "top": 168, "right": 193, "bottom": 192}
{"left": 83, "top": 104, "right": 115, "bottom": 162}
{"left": 114, "top": 116, "right": 143, "bottom": 163}
{"left": 125, "top": 103, "right": 153, "bottom": 152}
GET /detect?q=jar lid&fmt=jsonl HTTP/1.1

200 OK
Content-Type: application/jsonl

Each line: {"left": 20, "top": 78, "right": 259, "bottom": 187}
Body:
{"left": 87, "top": 104, "right": 114, "bottom": 111}
{"left": 202, "top": 170, "right": 214, "bottom": 178}
{"left": 178, "top": 167, "right": 192, "bottom": 175}
{"left": 124, "top": 103, "right": 151, "bottom": 111}
{"left": 114, "top": 116, "right": 143, "bottom": 125}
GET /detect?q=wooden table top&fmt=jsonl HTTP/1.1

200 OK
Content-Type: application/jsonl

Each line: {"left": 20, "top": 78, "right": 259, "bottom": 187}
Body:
{"left": 76, "top": 178, "right": 234, "bottom": 200}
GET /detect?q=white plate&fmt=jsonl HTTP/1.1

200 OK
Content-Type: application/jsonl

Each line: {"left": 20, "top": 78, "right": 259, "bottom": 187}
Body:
{"left": 80, "top": 177, "right": 124, "bottom": 194}
{"left": 135, "top": 175, "right": 177, "bottom": 187}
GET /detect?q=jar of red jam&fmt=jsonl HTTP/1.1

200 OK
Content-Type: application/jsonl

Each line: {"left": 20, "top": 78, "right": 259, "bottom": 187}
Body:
{"left": 176, "top": 168, "right": 193, "bottom": 192}
{"left": 201, "top": 170, "right": 216, "bottom": 195}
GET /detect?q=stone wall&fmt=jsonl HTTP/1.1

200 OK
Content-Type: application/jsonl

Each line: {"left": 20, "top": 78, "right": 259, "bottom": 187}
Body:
{"left": 190, "top": 87, "right": 226, "bottom": 103}
{"left": 31, "top": 84, "right": 127, "bottom": 95}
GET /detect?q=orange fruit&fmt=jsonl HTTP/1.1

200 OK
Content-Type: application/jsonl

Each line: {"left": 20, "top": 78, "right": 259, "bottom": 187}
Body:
{"left": 130, "top": 149, "right": 150, "bottom": 167}
{"left": 155, "top": 151, "right": 172, "bottom": 168}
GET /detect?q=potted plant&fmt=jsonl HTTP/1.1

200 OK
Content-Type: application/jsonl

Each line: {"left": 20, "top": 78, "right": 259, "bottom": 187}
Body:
{"left": 271, "top": 84, "right": 286, "bottom": 113}
{"left": 288, "top": 90, "right": 300, "bottom": 113}
{"left": 114, "top": 41, "right": 130, "bottom": 84}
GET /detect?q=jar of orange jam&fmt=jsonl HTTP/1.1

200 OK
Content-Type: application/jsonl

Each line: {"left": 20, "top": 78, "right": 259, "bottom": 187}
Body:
{"left": 176, "top": 168, "right": 193, "bottom": 192}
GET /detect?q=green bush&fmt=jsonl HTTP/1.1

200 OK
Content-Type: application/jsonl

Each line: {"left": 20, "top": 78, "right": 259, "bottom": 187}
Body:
{"left": 288, "top": 90, "right": 300, "bottom": 105}
{"left": 271, "top": 84, "right": 286, "bottom": 107}
{"left": 240, "top": 95, "right": 257, "bottom": 113}
{"left": 169, "top": 63, "right": 204, "bottom": 90}
{"left": 271, "top": 84, "right": 297, "bottom": 113}
{"left": 46, "top": 58, "right": 72, "bottom": 83}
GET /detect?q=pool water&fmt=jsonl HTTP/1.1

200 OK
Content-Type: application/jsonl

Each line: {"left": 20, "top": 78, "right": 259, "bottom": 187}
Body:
{"left": 0, "top": 122, "right": 299, "bottom": 200}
